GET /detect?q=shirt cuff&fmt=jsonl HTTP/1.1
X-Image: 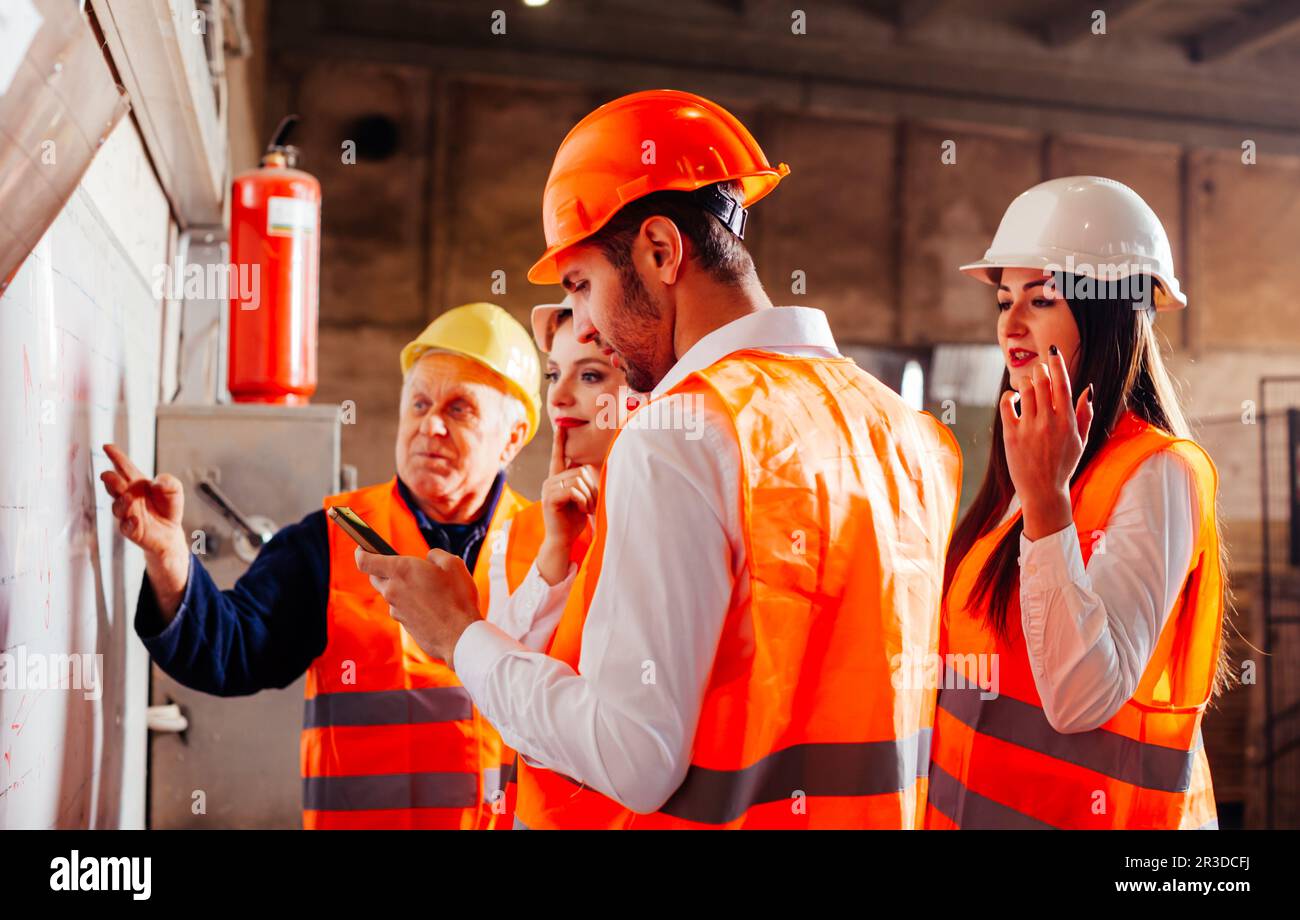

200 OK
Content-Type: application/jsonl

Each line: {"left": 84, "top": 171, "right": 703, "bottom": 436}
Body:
{"left": 1018, "top": 521, "right": 1087, "bottom": 593}
{"left": 134, "top": 553, "right": 197, "bottom": 642}
{"left": 454, "top": 619, "right": 528, "bottom": 712}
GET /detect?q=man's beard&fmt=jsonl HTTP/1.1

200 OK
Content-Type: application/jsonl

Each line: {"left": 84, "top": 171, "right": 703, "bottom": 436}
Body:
{"left": 621, "top": 354, "right": 659, "bottom": 394}
{"left": 609, "top": 262, "right": 666, "bottom": 393}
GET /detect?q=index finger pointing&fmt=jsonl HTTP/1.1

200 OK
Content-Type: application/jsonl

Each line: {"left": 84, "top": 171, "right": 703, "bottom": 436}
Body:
{"left": 103, "top": 443, "right": 145, "bottom": 483}
{"left": 549, "top": 423, "right": 568, "bottom": 477}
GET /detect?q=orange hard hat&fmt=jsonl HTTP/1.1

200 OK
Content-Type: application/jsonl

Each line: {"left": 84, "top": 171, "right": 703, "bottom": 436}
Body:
{"left": 527, "top": 89, "right": 791, "bottom": 285}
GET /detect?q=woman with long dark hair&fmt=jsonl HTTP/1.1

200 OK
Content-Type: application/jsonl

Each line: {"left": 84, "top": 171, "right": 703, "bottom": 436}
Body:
{"left": 925, "top": 176, "right": 1227, "bottom": 830}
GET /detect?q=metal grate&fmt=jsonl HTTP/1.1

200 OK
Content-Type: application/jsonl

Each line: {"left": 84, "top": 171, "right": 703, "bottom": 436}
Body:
{"left": 1258, "top": 377, "right": 1300, "bottom": 829}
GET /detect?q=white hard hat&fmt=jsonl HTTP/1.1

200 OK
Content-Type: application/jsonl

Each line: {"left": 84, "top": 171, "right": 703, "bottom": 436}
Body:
{"left": 530, "top": 296, "right": 574, "bottom": 352}
{"left": 960, "top": 175, "right": 1186, "bottom": 311}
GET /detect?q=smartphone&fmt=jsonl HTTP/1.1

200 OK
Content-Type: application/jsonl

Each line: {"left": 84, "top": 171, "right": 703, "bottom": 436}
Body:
{"left": 328, "top": 505, "right": 398, "bottom": 555}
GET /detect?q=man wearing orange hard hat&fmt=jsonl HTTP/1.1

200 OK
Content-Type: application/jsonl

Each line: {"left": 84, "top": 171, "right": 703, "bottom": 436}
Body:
{"left": 357, "top": 90, "right": 964, "bottom": 828}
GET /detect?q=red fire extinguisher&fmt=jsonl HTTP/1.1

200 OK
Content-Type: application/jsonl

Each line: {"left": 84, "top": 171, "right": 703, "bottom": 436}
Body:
{"left": 228, "top": 115, "right": 320, "bottom": 405}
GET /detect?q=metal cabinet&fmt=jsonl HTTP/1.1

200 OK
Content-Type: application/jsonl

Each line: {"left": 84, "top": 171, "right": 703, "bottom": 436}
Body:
{"left": 148, "top": 404, "right": 342, "bottom": 829}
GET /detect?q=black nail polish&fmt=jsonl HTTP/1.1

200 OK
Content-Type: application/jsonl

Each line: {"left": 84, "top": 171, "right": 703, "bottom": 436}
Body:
{"left": 1086, "top": 384, "right": 1094, "bottom": 403}
{"left": 1049, "top": 344, "right": 1059, "bottom": 356}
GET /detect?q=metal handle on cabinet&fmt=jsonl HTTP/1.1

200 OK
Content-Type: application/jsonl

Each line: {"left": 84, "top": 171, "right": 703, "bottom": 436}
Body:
{"left": 196, "top": 477, "right": 272, "bottom": 547}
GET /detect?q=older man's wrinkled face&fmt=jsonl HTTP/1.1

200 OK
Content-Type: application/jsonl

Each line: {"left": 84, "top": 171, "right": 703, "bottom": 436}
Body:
{"left": 396, "top": 352, "right": 527, "bottom": 519}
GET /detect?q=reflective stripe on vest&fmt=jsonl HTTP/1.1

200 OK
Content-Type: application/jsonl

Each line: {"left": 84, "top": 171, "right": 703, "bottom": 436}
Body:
{"left": 926, "top": 412, "right": 1223, "bottom": 830}
{"left": 304, "top": 686, "right": 473, "bottom": 728}
{"left": 658, "top": 732, "right": 934, "bottom": 825}
{"left": 303, "top": 478, "right": 530, "bottom": 830}
{"left": 515, "top": 351, "right": 962, "bottom": 829}
{"left": 304, "top": 772, "right": 480, "bottom": 812}
{"left": 935, "top": 668, "right": 1201, "bottom": 793}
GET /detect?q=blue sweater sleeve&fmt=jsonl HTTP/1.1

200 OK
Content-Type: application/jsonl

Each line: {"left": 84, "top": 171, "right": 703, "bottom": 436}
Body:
{"left": 134, "top": 510, "right": 331, "bottom": 697}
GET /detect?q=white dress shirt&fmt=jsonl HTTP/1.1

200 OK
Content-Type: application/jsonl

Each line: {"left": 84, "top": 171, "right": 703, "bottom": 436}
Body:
{"left": 1010, "top": 449, "right": 1201, "bottom": 733}
{"left": 485, "top": 522, "right": 570, "bottom": 652}
{"left": 456, "top": 306, "right": 840, "bottom": 814}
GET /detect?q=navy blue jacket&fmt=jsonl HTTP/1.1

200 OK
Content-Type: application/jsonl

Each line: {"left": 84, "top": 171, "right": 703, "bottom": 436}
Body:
{"left": 135, "top": 474, "right": 506, "bottom": 696}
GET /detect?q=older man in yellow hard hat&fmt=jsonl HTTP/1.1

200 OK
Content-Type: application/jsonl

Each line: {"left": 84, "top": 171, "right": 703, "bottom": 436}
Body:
{"left": 98, "top": 302, "right": 540, "bottom": 829}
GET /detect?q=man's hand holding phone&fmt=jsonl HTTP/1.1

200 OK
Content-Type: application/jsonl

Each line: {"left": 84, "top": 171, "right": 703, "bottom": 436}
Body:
{"left": 337, "top": 504, "right": 481, "bottom": 666}
{"left": 327, "top": 505, "right": 398, "bottom": 555}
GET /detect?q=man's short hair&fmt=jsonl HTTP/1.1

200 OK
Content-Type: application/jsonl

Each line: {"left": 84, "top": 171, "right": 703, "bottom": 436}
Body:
{"left": 586, "top": 179, "right": 755, "bottom": 286}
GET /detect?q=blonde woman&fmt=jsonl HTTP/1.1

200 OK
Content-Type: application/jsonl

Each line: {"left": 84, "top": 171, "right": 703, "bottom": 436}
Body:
{"left": 483, "top": 299, "right": 639, "bottom": 823}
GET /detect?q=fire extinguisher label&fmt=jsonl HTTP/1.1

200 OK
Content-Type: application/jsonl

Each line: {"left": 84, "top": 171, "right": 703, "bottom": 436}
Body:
{"left": 267, "top": 196, "right": 318, "bottom": 238}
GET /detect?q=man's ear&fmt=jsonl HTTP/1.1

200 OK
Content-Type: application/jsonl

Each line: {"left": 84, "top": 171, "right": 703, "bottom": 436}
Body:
{"left": 499, "top": 415, "right": 530, "bottom": 466}
{"left": 639, "top": 215, "right": 684, "bottom": 285}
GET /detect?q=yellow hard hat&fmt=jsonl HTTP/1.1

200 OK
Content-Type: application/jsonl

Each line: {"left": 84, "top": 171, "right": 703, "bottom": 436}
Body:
{"left": 400, "top": 302, "right": 542, "bottom": 443}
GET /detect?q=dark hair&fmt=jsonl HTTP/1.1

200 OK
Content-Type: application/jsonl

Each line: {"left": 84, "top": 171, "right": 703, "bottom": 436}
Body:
{"left": 945, "top": 274, "right": 1232, "bottom": 695}
{"left": 585, "top": 180, "right": 755, "bottom": 286}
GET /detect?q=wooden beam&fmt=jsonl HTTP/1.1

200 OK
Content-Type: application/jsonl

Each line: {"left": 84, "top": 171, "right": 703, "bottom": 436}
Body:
{"left": 1192, "top": 0, "right": 1300, "bottom": 63}
{"left": 1047, "top": 0, "right": 1164, "bottom": 48}
{"left": 897, "top": 0, "right": 948, "bottom": 31}
{"left": 269, "top": 0, "right": 1300, "bottom": 138}
{"left": 272, "top": 31, "right": 1300, "bottom": 158}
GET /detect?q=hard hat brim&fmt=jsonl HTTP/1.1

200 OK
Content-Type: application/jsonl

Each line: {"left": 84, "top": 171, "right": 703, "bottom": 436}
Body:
{"left": 527, "top": 247, "right": 570, "bottom": 287}
{"left": 527, "top": 165, "right": 790, "bottom": 286}
{"left": 530, "top": 303, "right": 568, "bottom": 352}
{"left": 959, "top": 256, "right": 1187, "bottom": 312}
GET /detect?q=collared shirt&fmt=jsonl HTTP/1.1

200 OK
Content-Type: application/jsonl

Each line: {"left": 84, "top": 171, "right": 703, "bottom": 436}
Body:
{"left": 136, "top": 473, "right": 506, "bottom": 696}
{"left": 398, "top": 473, "right": 504, "bottom": 573}
{"left": 456, "top": 306, "right": 840, "bottom": 814}
{"left": 1011, "top": 451, "right": 1201, "bottom": 733}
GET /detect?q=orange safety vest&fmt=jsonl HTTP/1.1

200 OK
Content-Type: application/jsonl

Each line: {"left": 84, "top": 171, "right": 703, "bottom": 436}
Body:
{"left": 304, "top": 477, "right": 530, "bottom": 829}
{"left": 492, "top": 500, "right": 592, "bottom": 826}
{"left": 925, "top": 412, "right": 1223, "bottom": 830}
{"left": 514, "top": 350, "right": 962, "bottom": 829}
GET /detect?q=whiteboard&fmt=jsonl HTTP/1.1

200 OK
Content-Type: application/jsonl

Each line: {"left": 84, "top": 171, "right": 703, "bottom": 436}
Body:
{"left": 0, "top": 118, "right": 170, "bottom": 828}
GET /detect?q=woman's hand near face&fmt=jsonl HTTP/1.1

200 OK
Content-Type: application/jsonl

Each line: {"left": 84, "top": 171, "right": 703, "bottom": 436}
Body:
{"left": 536, "top": 425, "right": 600, "bottom": 586}
{"left": 1000, "top": 346, "right": 1095, "bottom": 541}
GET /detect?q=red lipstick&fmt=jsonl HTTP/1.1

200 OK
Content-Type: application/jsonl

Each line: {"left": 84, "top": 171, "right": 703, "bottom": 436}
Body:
{"left": 1008, "top": 347, "right": 1038, "bottom": 369}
